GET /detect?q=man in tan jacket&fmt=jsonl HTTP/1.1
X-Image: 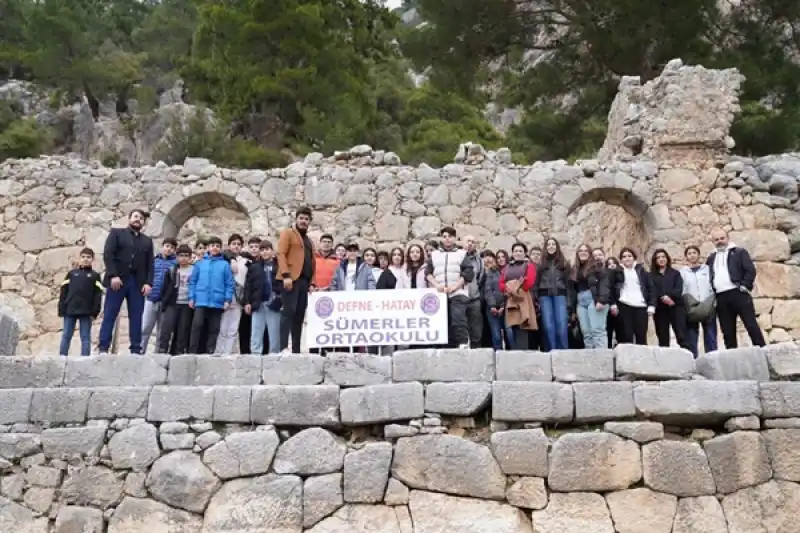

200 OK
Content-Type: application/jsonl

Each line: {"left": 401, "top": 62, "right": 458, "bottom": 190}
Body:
{"left": 277, "top": 207, "right": 315, "bottom": 353}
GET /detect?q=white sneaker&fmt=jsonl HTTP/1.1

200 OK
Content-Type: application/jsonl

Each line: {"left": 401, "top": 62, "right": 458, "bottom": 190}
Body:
{"left": 280, "top": 348, "right": 292, "bottom": 355}
{"left": 458, "top": 343, "right": 470, "bottom": 349}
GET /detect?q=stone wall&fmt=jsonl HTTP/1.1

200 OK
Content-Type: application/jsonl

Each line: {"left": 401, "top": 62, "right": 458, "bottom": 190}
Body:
{"left": 1, "top": 345, "right": 799, "bottom": 532}
{"left": 2, "top": 59, "right": 800, "bottom": 353}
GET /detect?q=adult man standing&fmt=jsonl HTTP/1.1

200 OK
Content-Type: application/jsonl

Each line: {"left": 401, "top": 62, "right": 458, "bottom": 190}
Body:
{"left": 462, "top": 235, "right": 484, "bottom": 347}
{"left": 706, "top": 229, "right": 765, "bottom": 348}
{"left": 98, "top": 209, "right": 154, "bottom": 354}
{"left": 277, "top": 207, "right": 315, "bottom": 353}
{"left": 425, "top": 227, "right": 474, "bottom": 348}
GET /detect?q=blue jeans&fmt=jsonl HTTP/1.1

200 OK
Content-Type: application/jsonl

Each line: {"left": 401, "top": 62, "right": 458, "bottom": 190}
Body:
{"left": 60, "top": 316, "right": 92, "bottom": 356}
{"left": 576, "top": 290, "right": 609, "bottom": 349}
{"left": 686, "top": 312, "right": 718, "bottom": 357}
{"left": 540, "top": 295, "right": 569, "bottom": 350}
{"left": 98, "top": 275, "right": 145, "bottom": 354}
{"left": 251, "top": 306, "right": 282, "bottom": 354}
{"left": 486, "top": 307, "right": 514, "bottom": 350}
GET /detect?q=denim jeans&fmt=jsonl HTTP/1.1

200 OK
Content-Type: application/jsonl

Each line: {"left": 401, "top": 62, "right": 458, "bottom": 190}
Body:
{"left": 60, "top": 316, "right": 92, "bottom": 356}
{"left": 486, "top": 307, "right": 514, "bottom": 350}
{"left": 98, "top": 275, "right": 145, "bottom": 354}
{"left": 539, "top": 295, "right": 569, "bottom": 350}
{"left": 252, "top": 306, "right": 282, "bottom": 354}
{"left": 686, "top": 312, "right": 718, "bottom": 357}
{"left": 576, "top": 290, "right": 609, "bottom": 349}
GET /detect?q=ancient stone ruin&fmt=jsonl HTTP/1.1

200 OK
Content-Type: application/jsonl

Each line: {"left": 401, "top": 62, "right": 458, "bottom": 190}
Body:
{"left": 0, "top": 346, "right": 799, "bottom": 532}
{"left": 1, "top": 59, "right": 800, "bottom": 353}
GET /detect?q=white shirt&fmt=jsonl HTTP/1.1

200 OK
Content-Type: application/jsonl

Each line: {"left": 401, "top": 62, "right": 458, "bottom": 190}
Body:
{"left": 681, "top": 264, "right": 714, "bottom": 301}
{"left": 712, "top": 247, "right": 736, "bottom": 293}
{"left": 619, "top": 266, "right": 646, "bottom": 308}
{"left": 345, "top": 262, "right": 357, "bottom": 291}
{"left": 389, "top": 266, "right": 410, "bottom": 289}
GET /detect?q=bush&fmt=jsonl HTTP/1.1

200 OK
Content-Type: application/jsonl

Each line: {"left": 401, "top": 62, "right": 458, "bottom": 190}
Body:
{"left": 0, "top": 118, "right": 52, "bottom": 161}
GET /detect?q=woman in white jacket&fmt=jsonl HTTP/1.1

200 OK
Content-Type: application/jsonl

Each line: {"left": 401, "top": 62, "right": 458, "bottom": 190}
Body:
{"left": 680, "top": 245, "right": 718, "bottom": 356}
{"left": 388, "top": 247, "right": 410, "bottom": 289}
{"left": 405, "top": 244, "right": 428, "bottom": 289}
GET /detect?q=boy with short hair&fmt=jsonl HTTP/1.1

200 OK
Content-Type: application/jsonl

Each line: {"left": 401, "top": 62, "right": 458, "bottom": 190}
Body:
{"left": 216, "top": 233, "right": 249, "bottom": 354}
{"left": 188, "top": 236, "right": 235, "bottom": 354}
{"left": 141, "top": 237, "right": 178, "bottom": 353}
{"left": 244, "top": 240, "right": 282, "bottom": 354}
{"left": 58, "top": 248, "right": 103, "bottom": 356}
{"left": 238, "top": 236, "right": 262, "bottom": 354}
{"left": 193, "top": 239, "right": 206, "bottom": 263}
{"left": 156, "top": 244, "right": 194, "bottom": 354}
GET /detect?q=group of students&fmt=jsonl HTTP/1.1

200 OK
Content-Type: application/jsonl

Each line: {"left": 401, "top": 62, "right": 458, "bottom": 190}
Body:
{"left": 56, "top": 208, "right": 764, "bottom": 357}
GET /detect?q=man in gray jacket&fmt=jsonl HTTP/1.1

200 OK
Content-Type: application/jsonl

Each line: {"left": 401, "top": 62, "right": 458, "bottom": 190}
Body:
{"left": 425, "top": 227, "right": 474, "bottom": 348}
{"left": 462, "top": 235, "right": 484, "bottom": 347}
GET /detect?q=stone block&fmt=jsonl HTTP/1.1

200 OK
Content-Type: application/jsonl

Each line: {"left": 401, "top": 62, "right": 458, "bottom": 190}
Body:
{"left": 0, "top": 433, "right": 40, "bottom": 460}
{"left": 615, "top": 344, "right": 695, "bottom": 379}
{"left": 87, "top": 387, "right": 150, "bottom": 419}
{"left": 532, "top": 492, "right": 614, "bottom": 533}
{"left": 574, "top": 382, "right": 635, "bottom": 422}
{"left": 605, "top": 488, "right": 677, "bottom": 533}
{"left": 343, "top": 442, "right": 393, "bottom": 503}
{"left": 490, "top": 429, "right": 549, "bottom": 476}
{"left": 303, "top": 473, "right": 343, "bottom": 528}
{"left": 64, "top": 356, "right": 167, "bottom": 387}
{"left": 764, "top": 343, "right": 800, "bottom": 378}
{"left": 108, "top": 423, "right": 160, "bottom": 471}
{"left": 763, "top": 429, "right": 800, "bottom": 482}
{"left": 673, "top": 496, "right": 727, "bottom": 533}
{"left": 212, "top": 386, "right": 251, "bottom": 422}
{"left": 724, "top": 415, "right": 761, "bottom": 431}
{"left": 424, "top": 382, "right": 491, "bottom": 416}
{"left": 392, "top": 348, "right": 495, "bottom": 382}
{"left": 384, "top": 478, "right": 409, "bottom": 506}
{"left": 60, "top": 466, "right": 124, "bottom": 509}
{"left": 492, "top": 381, "right": 573, "bottom": 422}
{"left": 0, "top": 389, "right": 31, "bottom": 424}
{"left": 552, "top": 349, "right": 615, "bottom": 381}
{"left": 273, "top": 428, "right": 346, "bottom": 475}
{"left": 160, "top": 433, "right": 195, "bottom": 450}
{"left": 55, "top": 506, "right": 104, "bottom": 533}
{"left": 0, "top": 356, "right": 65, "bottom": 388}
{"left": 168, "top": 355, "right": 261, "bottom": 386}
{"left": 340, "top": 382, "right": 424, "bottom": 425}
{"left": 603, "top": 421, "right": 664, "bottom": 443}
{"left": 323, "top": 353, "right": 391, "bottom": 386}
{"left": 642, "top": 440, "right": 716, "bottom": 496}
{"left": 760, "top": 382, "right": 800, "bottom": 418}
{"left": 696, "top": 347, "right": 770, "bottom": 381}
{"left": 634, "top": 380, "right": 762, "bottom": 425}
{"left": 262, "top": 354, "right": 325, "bottom": 385}
{"left": 147, "top": 386, "right": 214, "bottom": 421}
{"left": 704, "top": 432, "right": 772, "bottom": 494}
{"left": 203, "top": 430, "right": 279, "bottom": 479}
{"left": 548, "top": 432, "right": 642, "bottom": 492}
{"left": 30, "top": 388, "right": 90, "bottom": 423}
{"left": 251, "top": 385, "right": 340, "bottom": 426}
{"left": 392, "top": 435, "right": 507, "bottom": 500}
{"left": 0, "top": 312, "right": 20, "bottom": 356}
{"left": 495, "top": 350, "right": 552, "bottom": 381}
{"left": 505, "top": 477, "right": 547, "bottom": 510}
{"left": 25, "top": 465, "right": 61, "bottom": 487}
{"left": 40, "top": 428, "right": 105, "bottom": 458}
{"left": 108, "top": 495, "right": 202, "bottom": 533}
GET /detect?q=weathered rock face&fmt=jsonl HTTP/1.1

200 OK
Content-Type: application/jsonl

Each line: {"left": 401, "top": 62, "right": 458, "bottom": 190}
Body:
{"left": 0, "top": 347, "right": 799, "bottom": 532}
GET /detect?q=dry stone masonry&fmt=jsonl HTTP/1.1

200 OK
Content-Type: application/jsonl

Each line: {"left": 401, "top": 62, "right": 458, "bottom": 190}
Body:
{"left": 3, "top": 60, "right": 800, "bottom": 352}
{"left": 1, "top": 344, "right": 800, "bottom": 532}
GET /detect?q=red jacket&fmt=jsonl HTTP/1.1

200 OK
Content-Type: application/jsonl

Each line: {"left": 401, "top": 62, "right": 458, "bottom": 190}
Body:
{"left": 499, "top": 262, "right": 537, "bottom": 293}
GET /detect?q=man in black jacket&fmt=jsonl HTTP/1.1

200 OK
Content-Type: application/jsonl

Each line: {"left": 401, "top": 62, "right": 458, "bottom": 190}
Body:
{"left": 707, "top": 229, "right": 765, "bottom": 348}
{"left": 98, "top": 209, "right": 155, "bottom": 354}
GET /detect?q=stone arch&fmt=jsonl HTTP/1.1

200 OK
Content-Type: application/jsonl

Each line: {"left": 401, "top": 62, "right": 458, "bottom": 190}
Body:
{"left": 148, "top": 178, "right": 269, "bottom": 240}
{"left": 562, "top": 178, "right": 657, "bottom": 258}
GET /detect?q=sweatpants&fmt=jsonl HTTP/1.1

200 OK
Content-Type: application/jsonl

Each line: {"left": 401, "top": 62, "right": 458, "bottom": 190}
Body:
{"left": 189, "top": 307, "right": 224, "bottom": 354}
{"left": 215, "top": 305, "right": 243, "bottom": 354}
{"left": 140, "top": 300, "right": 161, "bottom": 354}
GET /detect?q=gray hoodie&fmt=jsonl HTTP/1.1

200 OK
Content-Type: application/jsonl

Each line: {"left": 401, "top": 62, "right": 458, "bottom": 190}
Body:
{"left": 464, "top": 250, "right": 484, "bottom": 300}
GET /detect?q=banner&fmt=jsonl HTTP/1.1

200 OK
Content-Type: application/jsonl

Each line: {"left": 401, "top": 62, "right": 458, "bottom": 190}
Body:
{"left": 307, "top": 289, "right": 449, "bottom": 348}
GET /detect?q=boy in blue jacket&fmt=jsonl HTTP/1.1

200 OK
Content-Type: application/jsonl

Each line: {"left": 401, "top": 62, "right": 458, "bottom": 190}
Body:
{"left": 188, "top": 236, "right": 235, "bottom": 354}
{"left": 141, "top": 237, "right": 177, "bottom": 354}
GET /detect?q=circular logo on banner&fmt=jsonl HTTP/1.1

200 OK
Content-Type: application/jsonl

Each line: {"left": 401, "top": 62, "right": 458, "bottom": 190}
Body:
{"left": 315, "top": 296, "right": 335, "bottom": 319}
{"left": 420, "top": 293, "right": 440, "bottom": 316}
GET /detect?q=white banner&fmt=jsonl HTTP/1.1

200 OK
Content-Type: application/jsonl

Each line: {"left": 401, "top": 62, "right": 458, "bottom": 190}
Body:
{"left": 306, "top": 289, "right": 449, "bottom": 348}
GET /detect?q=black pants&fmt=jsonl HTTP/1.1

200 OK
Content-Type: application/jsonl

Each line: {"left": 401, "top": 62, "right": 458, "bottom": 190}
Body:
{"left": 239, "top": 312, "right": 252, "bottom": 354}
{"left": 511, "top": 327, "right": 529, "bottom": 350}
{"left": 717, "top": 289, "right": 765, "bottom": 348}
{"left": 157, "top": 304, "right": 193, "bottom": 354}
{"left": 654, "top": 304, "right": 691, "bottom": 350}
{"left": 617, "top": 303, "right": 648, "bottom": 345}
{"left": 466, "top": 298, "right": 483, "bottom": 347}
{"left": 189, "top": 307, "right": 223, "bottom": 354}
{"left": 281, "top": 277, "right": 309, "bottom": 353}
{"left": 607, "top": 312, "right": 623, "bottom": 348}
{"left": 447, "top": 295, "right": 469, "bottom": 347}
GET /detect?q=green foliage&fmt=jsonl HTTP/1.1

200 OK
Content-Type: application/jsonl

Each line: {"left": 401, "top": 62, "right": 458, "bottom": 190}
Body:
{"left": 0, "top": 100, "right": 51, "bottom": 161}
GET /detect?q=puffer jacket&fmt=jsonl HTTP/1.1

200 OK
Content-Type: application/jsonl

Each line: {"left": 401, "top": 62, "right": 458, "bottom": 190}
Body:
{"left": 148, "top": 253, "right": 177, "bottom": 302}
{"left": 330, "top": 259, "right": 376, "bottom": 291}
{"left": 188, "top": 253, "right": 235, "bottom": 309}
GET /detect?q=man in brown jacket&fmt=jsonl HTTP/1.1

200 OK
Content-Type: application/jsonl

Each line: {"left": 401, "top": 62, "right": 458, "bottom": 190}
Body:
{"left": 277, "top": 207, "right": 315, "bottom": 353}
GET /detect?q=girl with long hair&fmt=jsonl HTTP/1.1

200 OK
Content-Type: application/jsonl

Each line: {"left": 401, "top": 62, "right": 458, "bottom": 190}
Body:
{"left": 496, "top": 249, "right": 509, "bottom": 270}
{"left": 534, "top": 237, "right": 571, "bottom": 350}
{"left": 405, "top": 244, "right": 427, "bottom": 288}
{"left": 650, "top": 248, "right": 691, "bottom": 350}
{"left": 572, "top": 244, "right": 611, "bottom": 349}
{"left": 605, "top": 256, "right": 624, "bottom": 348}
{"left": 499, "top": 242, "right": 537, "bottom": 349}
{"left": 611, "top": 247, "right": 656, "bottom": 345}
{"left": 362, "top": 248, "right": 382, "bottom": 282}
{"left": 386, "top": 247, "right": 409, "bottom": 289}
